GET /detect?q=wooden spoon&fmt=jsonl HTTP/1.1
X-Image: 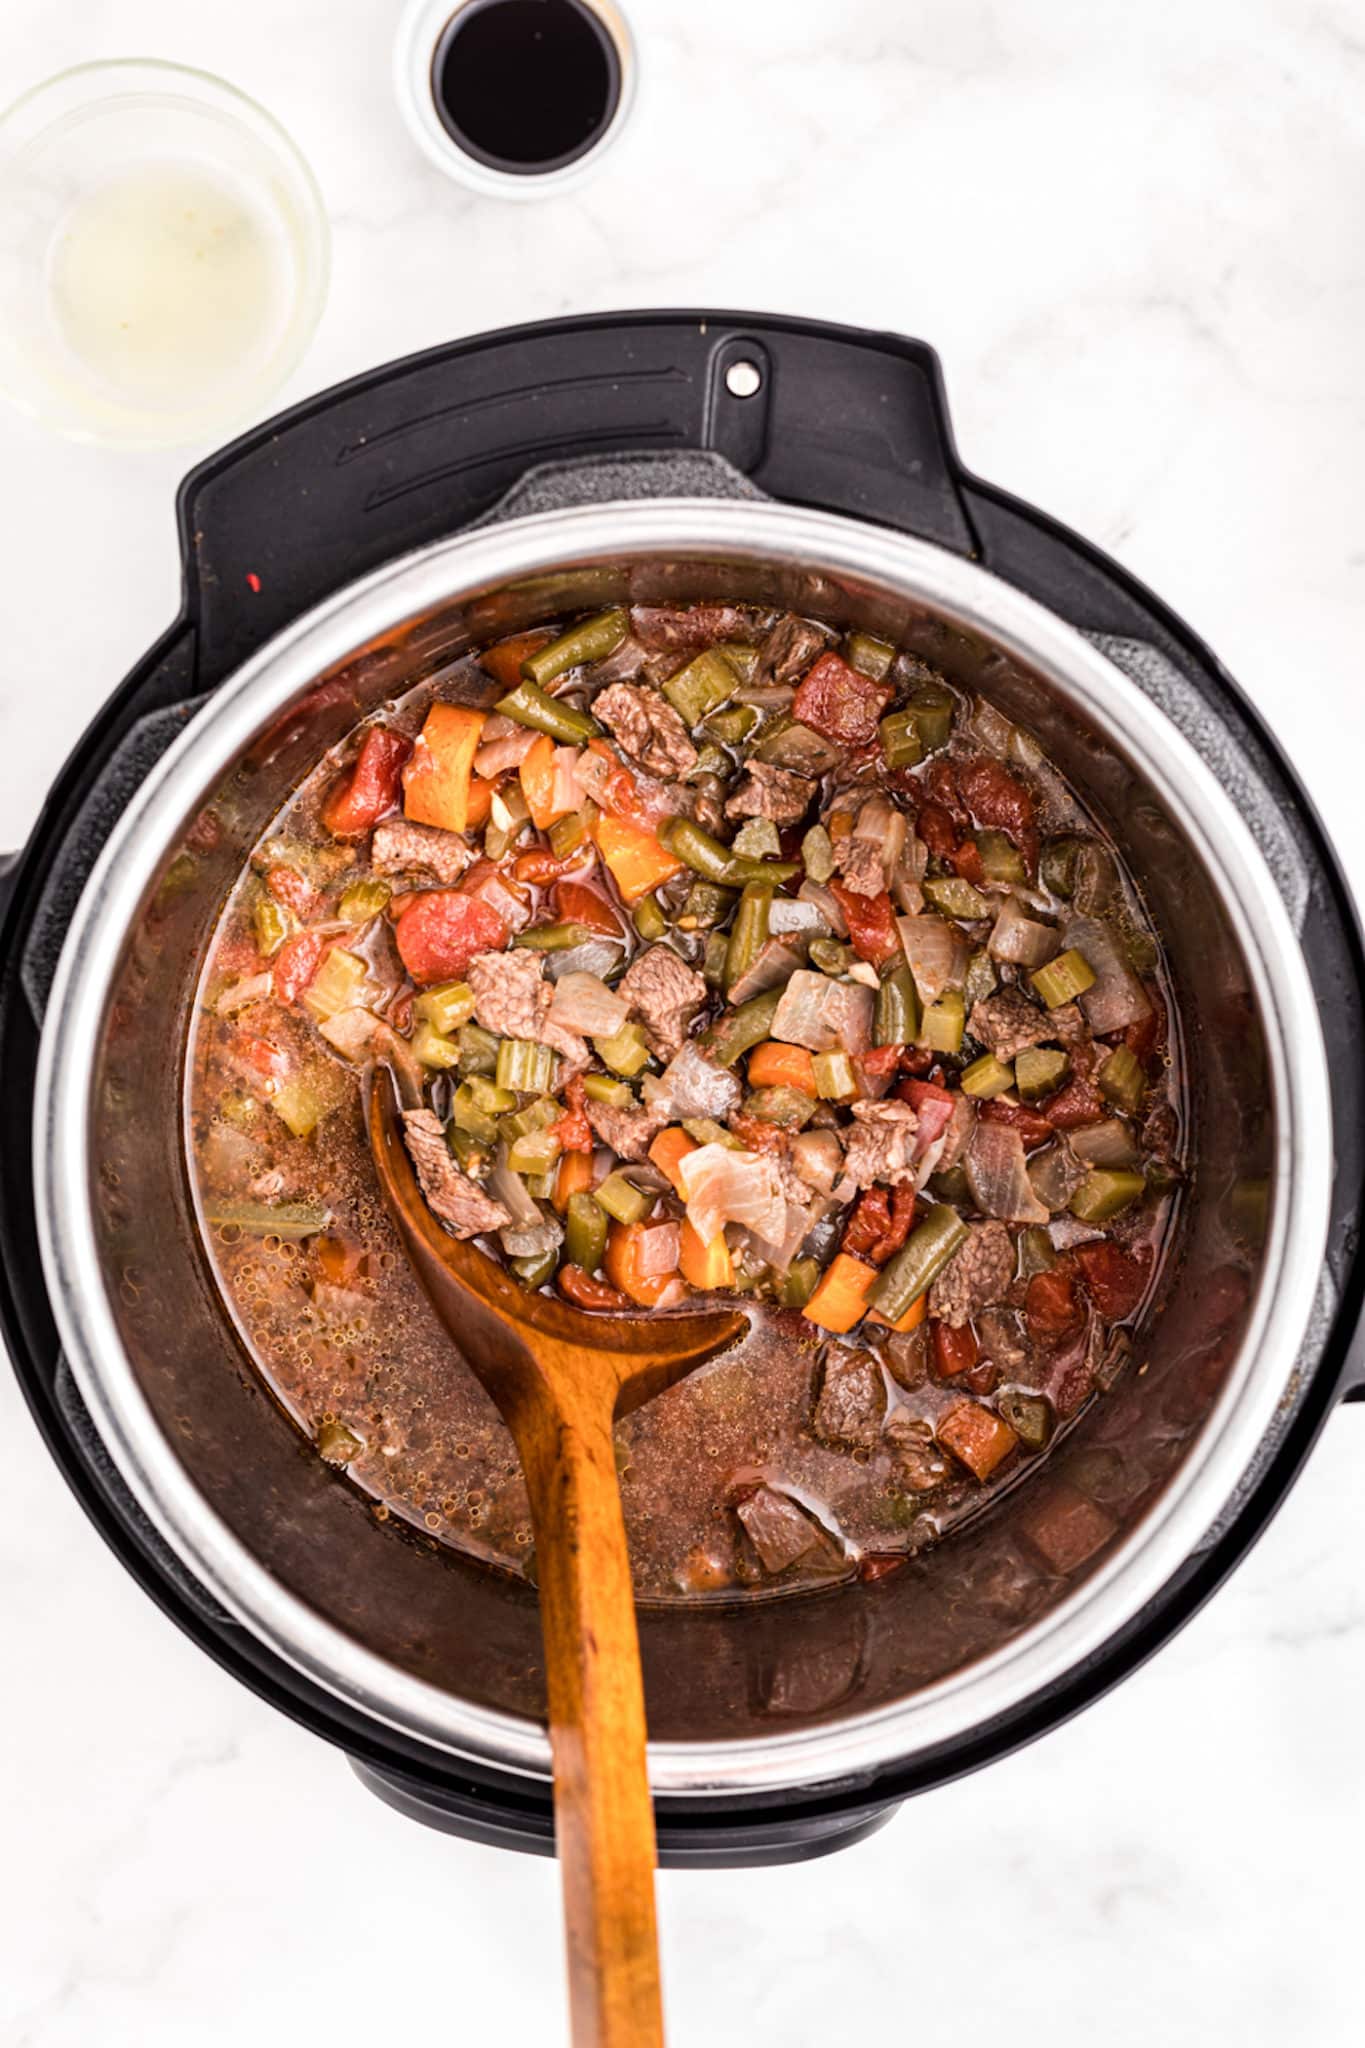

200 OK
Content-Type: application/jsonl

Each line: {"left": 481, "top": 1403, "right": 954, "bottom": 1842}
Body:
{"left": 366, "top": 1074, "right": 745, "bottom": 2048}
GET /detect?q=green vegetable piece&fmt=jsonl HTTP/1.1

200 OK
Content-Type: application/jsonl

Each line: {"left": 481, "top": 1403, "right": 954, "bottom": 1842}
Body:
{"left": 928, "top": 1163, "right": 971, "bottom": 1206}
{"left": 521, "top": 609, "right": 628, "bottom": 688}
{"left": 813, "top": 1049, "right": 858, "bottom": 1100}
{"left": 701, "top": 931, "right": 729, "bottom": 986}
{"left": 594, "top": 1171, "right": 652, "bottom": 1226}
{"left": 566, "top": 1191, "right": 609, "bottom": 1273}
{"left": 846, "top": 632, "right": 896, "bottom": 681}
{"left": 704, "top": 987, "right": 783, "bottom": 1066}
{"left": 801, "top": 822, "right": 835, "bottom": 884}
{"left": 1031, "top": 948, "right": 1097, "bottom": 1010}
{"left": 414, "top": 980, "right": 476, "bottom": 1035}
{"left": 715, "top": 642, "right": 760, "bottom": 682}
{"left": 464, "top": 1074, "right": 517, "bottom": 1114}
{"left": 457, "top": 1021, "right": 500, "bottom": 1076}
{"left": 662, "top": 649, "right": 738, "bottom": 729}
{"left": 961, "top": 1053, "right": 1015, "bottom": 1099}
{"left": 484, "top": 780, "right": 532, "bottom": 860}
{"left": 411, "top": 1022, "right": 462, "bottom": 1071}
{"left": 976, "top": 830, "right": 1027, "bottom": 885}
{"left": 1069, "top": 1169, "right": 1146, "bottom": 1223}
{"left": 512, "top": 921, "right": 594, "bottom": 952}
{"left": 501, "top": 1096, "right": 561, "bottom": 1142}
{"left": 593, "top": 1020, "right": 651, "bottom": 1078}
{"left": 996, "top": 1390, "right": 1053, "bottom": 1449}
{"left": 963, "top": 947, "right": 998, "bottom": 1009}
{"left": 868, "top": 1205, "right": 970, "bottom": 1322}
{"left": 703, "top": 705, "right": 758, "bottom": 745}
{"left": 923, "top": 875, "right": 992, "bottom": 921}
{"left": 317, "top": 1420, "right": 363, "bottom": 1465}
{"left": 681, "top": 1116, "right": 744, "bottom": 1151}
{"left": 1098, "top": 1043, "right": 1146, "bottom": 1114}
{"left": 903, "top": 683, "right": 954, "bottom": 753}
{"left": 506, "top": 1128, "right": 563, "bottom": 1176}
{"left": 1015, "top": 1046, "right": 1069, "bottom": 1101}
{"left": 338, "top": 877, "right": 392, "bottom": 924}
{"left": 252, "top": 896, "right": 293, "bottom": 958}
{"left": 1016, "top": 1226, "right": 1057, "bottom": 1278}
{"left": 581, "top": 1072, "right": 632, "bottom": 1106}
{"left": 732, "top": 817, "right": 781, "bottom": 860}
{"left": 875, "top": 963, "right": 920, "bottom": 1047}
{"left": 451, "top": 1077, "right": 513, "bottom": 1144}
{"left": 743, "top": 1085, "right": 817, "bottom": 1130}
{"left": 510, "top": 1248, "right": 559, "bottom": 1290}
{"left": 809, "top": 936, "right": 853, "bottom": 975}
{"left": 496, "top": 1038, "right": 556, "bottom": 1093}
{"left": 301, "top": 948, "right": 368, "bottom": 1023}
{"left": 780, "top": 1257, "right": 821, "bottom": 1308}
{"left": 1040, "top": 837, "right": 1082, "bottom": 898}
{"left": 921, "top": 988, "right": 965, "bottom": 1054}
{"left": 878, "top": 709, "right": 924, "bottom": 771}
{"left": 548, "top": 803, "right": 597, "bottom": 860}
{"left": 632, "top": 892, "right": 668, "bottom": 942}
{"left": 726, "top": 855, "right": 800, "bottom": 887}
{"left": 724, "top": 883, "right": 773, "bottom": 996}
{"left": 495, "top": 678, "right": 601, "bottom": 745}
{"left": 446, "top": 1125, "right": 490, "bottom": 1174}
{"left": 204, "top": 1198, "right": 332, "bottom": 1239}
{"left": 659, "top": 815, "right": 735, "bottom": 885}
{"left": 678, "top": 879, "right": 736, "bottom": 930}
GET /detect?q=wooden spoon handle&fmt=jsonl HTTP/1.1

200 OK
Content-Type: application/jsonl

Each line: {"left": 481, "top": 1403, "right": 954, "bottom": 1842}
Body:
{"left": 515, "top": 1396, "right": 664, "bottom": 2048}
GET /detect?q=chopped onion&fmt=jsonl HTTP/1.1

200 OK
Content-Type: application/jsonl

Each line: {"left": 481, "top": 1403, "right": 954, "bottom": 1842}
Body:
{"left": 488, "top": 1151, "right": 544, "bottom": 1232}
{"left": 939, "top": 1094, "right": 977, "bottom": 1169}
{"left": 770, "top": 970, "right": 873, "bottom": 1053}
{"left": 318, "top": 1009, "right": 424, "bottom": 1104}
{"left": 499, "top": 1217, "right": 565, "bottom": 1259}
{"left": 215, "top": 970, "right": 273, "bottom": 1015}
{"left": 547, "top": 970, "right": 629, "bottom": 1038}
{"left": 677, "top": 1143, "right": 787, "bottom": 1247}
{"left": 642, "top": 1042, "right": 741, "bottom": 1121}
{"left": 846, "top": 961, "right": 880, "bottom": 990}
{"left": 965, "top": 1121, "right": 1049, "bottom": 1224}
{"left": 544, "top": 938, "right": 626, "bottom": 983}
{"left": 1048, "top": 1215, "right": 1106, "bottom": 1250}
{"left": 1068, "top": 1118, "right": 1141, "bottom": 1170}
{"left": 465, "top": 865, "right": 532, "bottom": 934}
{"left": 790, "top": 1128, "right": 844, "bottom": 1196}
{"left": 891, "top": 833, "right": 927, "bottom": 917}
{"left": 768, "top": 897, "right": 831, "bottom": 939}
{"left": 549, "top": 745, "right": 585, "bottom": 817}
{"left": 825, "top": 979, "right": 875, "bottom": 1055}
{"left": 473, "top": 726, "right": 539, "bottom": 779}
{"left": 757, "top": 722, "right": 841, "bottom": 774}
{"left": 852, "top": 794, "right": 906, "bottom": 888}
{"left": 728, "top": 938, "right": 804, "bottom": 1005}
{"left": 989, "top": 896, "right": 1061, "bottom": 968}
{"left": 971, "top": 696, "right": 1016, "bottom": 754}
{"left": 798, "top": 879, "right": 848, "bottom": 936}
{"left": 750, "top": 1198, "right": 816, "bottom": 1274}
{"left": 897, "top": 914, "right": 968, "bottom": 1003}
{"left": 734, "top": 682, "right": 795, "bottom": 709}
{"left": 1027, "top": 1140, "right": 1087, "bottom": 1212}
{"left": 635, "top": 1220, "right": 681, "bottom": 1278}
{"left": 1065, "top": 915, "right": 1152, "bottom": 1034}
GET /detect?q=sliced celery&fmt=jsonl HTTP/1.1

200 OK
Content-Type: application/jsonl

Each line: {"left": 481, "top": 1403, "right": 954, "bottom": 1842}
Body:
{"left": 960, "top": 1053, "right": 1015, "bottom": 1099}
{"left": 594, "top": 1172, "right": 652, "bottom": 1226}
{"left": 1069, "top": 1169, "right": 1145, "bottom": 1222}
{"left": 411, "top": 1022, "right": 462, "bottom": 1071}
{"left": 921, "top": 988, "right": 965, "bottom": 1054}
{"left": 1030, "top": 948, "right": 1097, "bottom": 1009}
{"left": 414, "top": 980, "right": 476, "bottom": 1035}
{"left": 496, "top": 1038, "right": 556, "bottom": 1093}
{"left": 593, "top": 1020, "right": 651, "bottom": 1078}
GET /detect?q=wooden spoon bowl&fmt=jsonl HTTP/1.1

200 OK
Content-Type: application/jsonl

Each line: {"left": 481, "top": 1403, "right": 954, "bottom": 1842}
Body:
{"left": 366, "top": 1073, "right": 746, "bottom": 2047}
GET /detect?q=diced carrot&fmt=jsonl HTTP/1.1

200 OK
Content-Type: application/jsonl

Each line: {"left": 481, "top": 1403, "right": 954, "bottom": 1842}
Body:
{"left": 937, "top": 1401, "right": 1019, "bottom": 1482}
{"left": 519, "top": 733, "right": 563, "bottom": 830}
{"left": 465, "top": 776, "right": 494, "bottom": 830}
{"left": 604, "top": 1220, "right": 681, "bottom": 1308}
{"left": 801, "top": 1252, "right": 878, "bottom": 1335}
{"left": 593, "top": 812, "right": 684, "bottom": 902}
{"left": 403, "top": 704, "right": 486, "bottom": 833}
{"left": 746, "top": 1041, "right": 818, "bottom": 1095}
{"left": 648, "top": 1126, "right": 698, "bottom": 1195}
{"left": 868, "top": 1292, "right": 927, "bottom": 1334}
{"left": 678, "top": 1218, "right": 734, "bottom": 1291}
{"left": 552, "top": 1149, "right": 595, "bottom": 1214}
{"left": 479, "top": 630, "right": 553, "bottom": 691}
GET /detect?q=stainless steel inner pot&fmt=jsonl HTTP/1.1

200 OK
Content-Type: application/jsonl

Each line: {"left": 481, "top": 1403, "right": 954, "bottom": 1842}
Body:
{"left": 33, "top": 499, "right": 1332, "bottom": 1798}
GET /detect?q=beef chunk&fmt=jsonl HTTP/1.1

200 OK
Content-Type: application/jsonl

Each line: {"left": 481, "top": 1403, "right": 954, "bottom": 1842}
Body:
{"left": 402, "top": 1109, "right": 510, "bottom": 1238}
{"left": 630, "top": 604, "right": 771, "bottom": 651}
{"left": 370, "top": 818, "right": 474, "bottom": 886}
{"left": 969, "top": 985, "right": 1053, "bottom": 1062}
{"left": 928, "top": 1222, "right": 1015, "bottom": 1327}
{"left": 584, "top": 1094, "right": 668, "bottom": 1161}
{"left": 757, "top": 613, "right": 833, "bottom": 685}
{"left": 593, "top": 682, "right": 698, "bottom": 778}
{"left": 724, "top": 760, "right": 816, "bottom": 826}
{"left": 735, "top": 1486, "right": 823, "bottom": 1574}
{"left": 977, "top": 1307, "right": 1032, "bottom": 1377}
{"left": 467, "top": 948, "right": 588, "bottom": 1072}
{"left": 618, "top": 944, "right": 708, "bottom": 1058}
{"left": 834, "top": 834, "right": 886, "bottom": 897}
{"left": 813, "top": 1343, "right": 886, "bottom": 1451}
{"left": 843, "top": 1100, "right": 919, "bottom": 1188}
{"left": 586, "top": 636, "right": 646, "bottom": 686}
{"left": 938, "top": 1094, "right": 977, "bottom": 1171}
{"left": 883, "top": 1411, "right": 951, "bottom": 1492}
{"left": 1046, "top": 1001, "right": 1088, "bottom": 1047}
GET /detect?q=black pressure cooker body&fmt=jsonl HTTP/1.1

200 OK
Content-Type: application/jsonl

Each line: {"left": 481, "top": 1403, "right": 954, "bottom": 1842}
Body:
{"left": 2, "top": 313, "right": 1362, "bottom": 1866}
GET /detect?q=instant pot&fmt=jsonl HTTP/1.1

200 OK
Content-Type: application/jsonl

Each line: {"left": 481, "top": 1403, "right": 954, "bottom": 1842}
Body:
{"left": 3, "top": 312, "right": 1363, "bottom": 1866}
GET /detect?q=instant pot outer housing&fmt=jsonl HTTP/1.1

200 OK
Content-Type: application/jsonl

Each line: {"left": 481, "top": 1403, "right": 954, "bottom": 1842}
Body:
{"left": 3, "top": 313, "right": 1364, "bottom": 1867}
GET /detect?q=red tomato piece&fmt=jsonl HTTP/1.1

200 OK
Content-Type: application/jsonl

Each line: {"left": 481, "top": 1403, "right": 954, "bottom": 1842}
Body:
{"left": 859, "top": 1044, "right": 903, "bottom": 1080}
{"left": 557, "top": 1264, "right": 632, "bottom": 1311}
{"left": 512, "top": 847, "right": 585, "bottom": 886}
{"left": 830, "top": 884, "right": 903, "bottom": 969}
{"left": 1024, "top": 1262, "right": 1085, "bottom": 1342}
{"left": 1074, "top": 1240, "right": 1152, "bottom": 1321}
{"left": 792, "top": 652, "right": 894, "bottom": 746}
{"left": 239, "top": 1034, "right": 290, "bottom": 1082}
{"left": 950, "top": 839, "right": 986, "bottom": 885}
{"left": 552, "top": 1074, "right": 593, "bottom": 1153}
{"left": 264, "top": 864, "right": 320, "bottom": 920}
{"left": 1041, "top": 1076, "right": 1105, "bottom": 1130}
{"left": 394, "top": 890, "right": 508, "bottom": 984}
{"left": 978, "top": 1097, "right": 1055, "bottom": 1149}
{"left": 859, "top": 1554, "right": 908, "bottom": 1583}
{"left": 727, "top": 1109, "right": 786, "bottom": 1155}
{"left": 931, "top": 1319, "right": 980, "bottom": 1378}
{"left": 902, "top": 1077, "right": 954, "bottom": 1112}
{"left": 554, "top": 880, "right": 624, "bottom": 936}
{"left": 320, "top": 727, "right": 412, "bottom": 838}
{"left": 957, "top": 756, "right": 1039, "bottom": 874}
{"left": 841, "top": 1188, "right": 893, "bottom": 1261}
{"left": 915, "top": 803, "right": 960, "bottom": 861}
{"left": 272, "top": 930, "right": 328, "bottom": 1003}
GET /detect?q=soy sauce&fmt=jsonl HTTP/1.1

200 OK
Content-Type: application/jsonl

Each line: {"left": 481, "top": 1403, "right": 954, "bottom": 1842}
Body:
{"left": 431, "top": 0, "right": 621, "bottom": 174}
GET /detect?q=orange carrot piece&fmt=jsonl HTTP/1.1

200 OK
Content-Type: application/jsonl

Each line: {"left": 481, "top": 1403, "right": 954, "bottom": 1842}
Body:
{"left": 403, "top": 704, "right": 486, "bottom": 834}
{"left": 552, "top": 1148, "right": 595, "bottom": 1214}
{"left": 678, "top": 1218, "right": 734, "bottom": 1291}
{"left": 479, "top": 630, "right": 553, "bottom": 691}
{"left": 937, "top": 1401, "right": 1019, "bottom": 1482}
{"left": 801, "top": 1252, "right": 878, "bottom": 1334}
{"left": 593, "top": 812, "right": 684, "bottom": 903}
{"left": 518, "top": 733, "right": 562, "bottom": 831}
{"left": 603, "top": 1220, "right": 680, "bottom": 1308}
{"left": 867, "top": 1292, "right": 928, "bottom": 1334}
{"left": 648, "top": 1126, "right": 698, "bottom": 1195}
{"left": 747, "top": 1041, "right": 819, "bottom": 1094}
{"left": 464, "top": 776, "right": 494, "bottom": 830}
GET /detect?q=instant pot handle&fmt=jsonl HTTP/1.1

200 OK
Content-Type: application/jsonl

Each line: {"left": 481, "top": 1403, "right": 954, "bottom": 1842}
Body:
{"left": 172, "top": 311, "right": 980, "bottom": 688}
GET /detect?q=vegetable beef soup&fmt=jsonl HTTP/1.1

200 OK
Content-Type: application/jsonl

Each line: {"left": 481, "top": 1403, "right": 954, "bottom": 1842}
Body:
{"left": 187, "top": 602, "right": 1185, "bottom": 1602}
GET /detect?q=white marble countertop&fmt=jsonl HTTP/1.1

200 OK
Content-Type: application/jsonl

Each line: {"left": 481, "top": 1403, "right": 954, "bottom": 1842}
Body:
{"left": 3, "top": 1, "right": 1363, "bottom": 2042}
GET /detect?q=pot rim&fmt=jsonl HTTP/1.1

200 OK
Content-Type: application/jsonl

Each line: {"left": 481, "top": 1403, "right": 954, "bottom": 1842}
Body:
{"left": 33, "top": 499, "right": 1332, "bottom": 1796}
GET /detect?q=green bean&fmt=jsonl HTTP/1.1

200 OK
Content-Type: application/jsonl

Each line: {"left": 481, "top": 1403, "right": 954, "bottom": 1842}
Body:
{"left": 704, "top": 988, "right": 783, "bottom": 1066}
{"left": 662, "top": 649, "right": 737, "bottom": 729}
{"left": 867, "top": 1205, "right": 970, "bottom": 1321}
{"left": 875, "top": 964, "right": 920, "bottom": 1047}
{"left": 923, "top": 876, "right": 992, "bottom": 920}
{"left": 548, "top": 803, "right": 597, "bottom": 859}
{"left": 593, "top": 1171, "right": 652, "bottom": 1226}
{"left": 1031, "top": 948, "right": 1097, "bottom": 1009}
{"left": 632, "top": 892, "right": 668, "bottom": 942}
{"left": 960, "top": 1053, "right": 1015, "bottom": 1099}
{"left": 512, "top": 922, "right": 594, "bottom": 951}
{"left": 495, "top": 1038, "right": 556, "bottom": 1093}
{"left": 659, "top": 815, "right": 735, "bottom": 884}
{"left": 725, "top": 883, "right": 772, "bottom": 996}
{"left": 703, "top": 705, "right": 758, "bottom": 745}
{"left": 510, "top": 1248, "right": 560, "bottom": 1290}
{"left": 565, "top": 1191, "right": 609, "bottom": 1272}
{"left": 521, "top": 609, "right": 628, "bottom": 687}
{"left": 809, "top": 936, "right": 853, "bottom": 975}
{"left": 702, "top": 931, "right": 729, "bottom": 986}
{"left": 495, "top": 678, "right": 602, "bottom": 744}
{"left": 726, "top": 855, "right": 800, "bottom": 887}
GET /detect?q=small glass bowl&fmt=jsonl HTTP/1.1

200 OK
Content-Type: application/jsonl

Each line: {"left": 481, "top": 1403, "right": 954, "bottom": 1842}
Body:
{"left": 0, "top": 61, "right": 330, "bottom": 449}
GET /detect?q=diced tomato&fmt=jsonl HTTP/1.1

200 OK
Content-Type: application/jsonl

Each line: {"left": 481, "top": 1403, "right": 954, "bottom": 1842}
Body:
{"left": 792, "top": 652, "right": 893, "bottom": 746}
{"left": 902, "top": 1078, "right": 954, "bottom": 1112}
{"left": 272, "top": 930, "right": 328, "bottom": 1003}
{"left": 238, "top": 1034, "right": 290, "bottom": 1082}
{"left": 859, "top": 1044, "right": 902, "bottom": 1081}
{"left": 394, "top": 890, "right": 508, "bottom": 984}
{"left": 264, "top": 864, "right": 320, "bottom": 920}
{"left": 320, "top": 726, "right": 412, "bottom": 838}
{"left": 479, "top": 630, "right": 554, "bottom": 691}
{"left": 558, "top": 1264, "right": 632, "bottom": 1312}
{"left": 552, "top": 1074, "right": 593, "bottom": 1153}
{"left": 554, "top": 879, "right": 625, "bottom": 936}
{"left": 916, "top": 802, "right": 960, "bottom": 861}
{"left": 1041, "top": 1076, "right": 1105, "bottom": 1130}
{"left": 978, "top": 1097, "right": 1055, "bottom": 1149}
{"left": 921, "top": 756, "right": 969, "bottom": 822}
{"left": 727, "top": 1109, "right": 787, "bottom": 1155}
{"left": 513, "top": 846, "right": 589, "bottom": 886}
{"left": 961, "top": 1360, "right": 1001, "bottom": 1396}
{"left": 830, "top": 884, "right": 903, "bottom": 970}
{"left": 957, "top": 756, "right": 1039, "bottom": 875}
{"left": 842, "top": 1185, "right": 915, "bottom": 1264}
{"left": 585, "top": 739, "right": 650, "bottom": 827}
{"left": 950, "top": 839, "right": 986, "bottom": 886}
{"left": 859, "top": 1554, "right": 908, "bottom": 1583}
{"left": 1024, "top": 1262, "right": 1084, "bottom": 1341}
{"left": 931, "top": 1319, "right": 980, "bottom": 1378}
{"left": 1075, "top": 1240, "right": 1152, "bottom": 1321}
{"left": 1124, "top": 984, "right": 1167, "bottom": 1066}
